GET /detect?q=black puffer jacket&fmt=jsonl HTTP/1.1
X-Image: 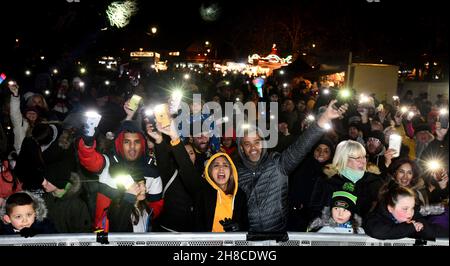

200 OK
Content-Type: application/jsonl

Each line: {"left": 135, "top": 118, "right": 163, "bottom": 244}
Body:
{"left": 236, "top": 123, "right": 326, "bottom": 232}
{"left": 363, "top": 203, "right": 436, "bottom": 240}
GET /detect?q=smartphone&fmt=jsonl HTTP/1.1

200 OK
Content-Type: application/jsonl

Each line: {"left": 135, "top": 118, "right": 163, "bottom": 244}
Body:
{"left": 129, "top": 95, "right": 143, "bottom": 112}
{"left": 439, "top": 109, "right": 449, "bottom": 129}
{"left": 143, "top": 107, "right": 157, "bottom": 128}
{"left": 388, "top": 134, "right": 402, "bottom": 158}
{"left": 0, "top": 73, "right": 6, "bottom": 84}
{"left": 332, "top": 89, "right": 352, "bottom": 109}
{"left": 154, "top": 104, "right": 171, "bottom": 128}
{"left": 115, "top": 174, "right": 135, "bottom": 190}
{"left": 84, "top": 111, "right": 102, "bottom": 136}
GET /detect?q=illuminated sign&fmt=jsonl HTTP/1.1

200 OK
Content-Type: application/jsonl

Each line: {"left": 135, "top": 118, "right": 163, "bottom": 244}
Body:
{"left": 130, "top": 51, "right": 155, "bottom": 57}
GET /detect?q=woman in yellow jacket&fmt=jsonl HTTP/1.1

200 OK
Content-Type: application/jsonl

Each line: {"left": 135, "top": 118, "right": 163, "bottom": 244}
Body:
{"left": 152, "top": 121, "right": 248, "bottom": 232}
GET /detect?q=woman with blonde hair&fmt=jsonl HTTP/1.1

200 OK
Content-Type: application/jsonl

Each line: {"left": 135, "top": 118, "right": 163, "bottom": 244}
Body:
{"left": 309, "top": 140, "right": 386, "bottom": 221}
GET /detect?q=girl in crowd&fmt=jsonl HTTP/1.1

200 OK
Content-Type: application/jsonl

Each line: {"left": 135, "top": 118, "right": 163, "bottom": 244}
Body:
{"left": 364, "top": 181, "right": 436, "bottom": 240}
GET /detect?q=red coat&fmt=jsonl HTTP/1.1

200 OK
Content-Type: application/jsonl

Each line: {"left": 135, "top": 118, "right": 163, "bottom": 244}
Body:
{"left": 0, "top": 161, "right": 22, "bottom": 199}
{"left": 77, "top": 138, "right": 163, "bottom": 232}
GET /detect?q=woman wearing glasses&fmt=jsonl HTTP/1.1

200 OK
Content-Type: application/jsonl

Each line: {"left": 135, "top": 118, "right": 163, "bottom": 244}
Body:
{"left": 309, "top": 140, "right": 385, "bottom": 222}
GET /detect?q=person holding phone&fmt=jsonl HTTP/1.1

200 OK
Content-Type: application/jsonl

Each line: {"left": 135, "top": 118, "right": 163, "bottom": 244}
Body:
{"left": 420, "top": 121, "right": 449, "bottom": 205}
{"left": 149, "top": 119, "right": 248, "bottom": 232}
{"left": 77, "top": 117, "right": 164, "bottom": 232}
{"left": 7, "top": 81, "right": 43, "bottom": 154}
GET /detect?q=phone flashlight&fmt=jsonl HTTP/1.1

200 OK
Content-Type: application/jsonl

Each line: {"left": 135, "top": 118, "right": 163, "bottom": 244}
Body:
{"left": 359, "top": 94, "right": 369, "bottom": 104}
{"left": 115, "top": 174, "right": 135, "bottom": 190}
{"left": 426, "top": 160, "right": 442, "bottom": 172}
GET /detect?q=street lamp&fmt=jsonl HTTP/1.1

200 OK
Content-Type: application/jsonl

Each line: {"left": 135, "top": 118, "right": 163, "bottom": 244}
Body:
{"left": 151, "top": 27, "right": 157, "bottom": 34}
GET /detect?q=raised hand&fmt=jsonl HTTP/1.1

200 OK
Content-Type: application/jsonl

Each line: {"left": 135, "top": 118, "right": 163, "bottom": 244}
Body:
{"left": 317, "top": 100, "right": 348, "bottom": 129}
{"left": 8, "top": 81, "right": 19, "bottom": 97}
{"left": 384, "top": 148, "right": 397, "bottom": 168}
{"left": 435, "top": 121, "right": 448, "bottom": 141}
{"left": 156, "top": 119, "right": 179, "bottom": 141}
{"left": 124, "top": 99, "right": 137, "bottom": 120}
{"left": 145, "top": 119, "right": 163, "bottom": 144}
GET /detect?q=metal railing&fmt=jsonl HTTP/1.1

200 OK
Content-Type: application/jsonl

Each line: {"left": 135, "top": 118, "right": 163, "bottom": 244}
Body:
{"left": 0, "top": 232, "right": 448, "bottom": 246}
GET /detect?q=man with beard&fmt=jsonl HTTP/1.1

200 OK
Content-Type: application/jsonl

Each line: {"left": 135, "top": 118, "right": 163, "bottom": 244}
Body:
{"left": 236, "top": 100, "right": 347, "bottom": 233}
{"left": 190, "top": 132, "right": 212, "bottom": 172}
{"left": 77, "top": 120, "right": 163, "bottom": 232}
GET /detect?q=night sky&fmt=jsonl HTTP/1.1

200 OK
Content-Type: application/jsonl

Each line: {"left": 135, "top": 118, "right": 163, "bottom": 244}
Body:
{"left": 1, "top": 0, "right": 448, "bottom": 70}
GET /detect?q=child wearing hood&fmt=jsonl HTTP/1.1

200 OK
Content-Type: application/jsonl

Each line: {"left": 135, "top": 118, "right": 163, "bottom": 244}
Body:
{"left": 1, "top": 191, "right": 57, "bottom": 236}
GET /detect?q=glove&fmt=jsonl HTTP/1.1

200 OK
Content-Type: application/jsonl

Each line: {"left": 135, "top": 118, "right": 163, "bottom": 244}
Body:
{"left": 19, "top": 227, "right": 38, "bottom": 238}
{"left": 219, "top": 218, "right": 240, "bottom": 232}
{"left": 81, "top": 112, "right": 102, "bottom": 146}
{"left": 80, "top": 127, "right": 96, "bottom": 147}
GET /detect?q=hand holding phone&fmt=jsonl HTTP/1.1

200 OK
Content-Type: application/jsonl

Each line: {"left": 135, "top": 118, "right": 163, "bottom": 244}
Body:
{"left": 7, "top": 80, "right": 19, "bottom": 96}
{"left": 332, "top": 89, "right": 352, "bottom": 110}
{"left": 128, "top": 95, "right": 143, "bottom": 112}
{"left": 115, "top": 174, "right": 135, "bottom": 190}
{"left": 388, "top": 134, "right": 402, "bottom": 158}
{"left": 154, "top": 104, "right": 171, "bottom": 128}
{"left": 438, "top": 109, "right": 449, "bottom": 129}
{"left": 84, "top": 111, "right": 102, "bottom": 136}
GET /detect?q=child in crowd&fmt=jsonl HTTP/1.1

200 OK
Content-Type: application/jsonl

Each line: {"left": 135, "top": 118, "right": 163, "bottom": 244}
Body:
{"left": 363, "top": 181, "right": 436, "bottom": 240}
{"left": 1, "top": 191, "right": 57, "bottom": 237}
{"left": 105, "top": 176, "right": 153, "bottom": 232}
{"left": 308, "top": 191, "right": 364, "bottom": 234}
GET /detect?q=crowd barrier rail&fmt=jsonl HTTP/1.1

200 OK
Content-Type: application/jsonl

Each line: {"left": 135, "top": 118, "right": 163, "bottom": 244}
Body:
{"left": 0, "top": 232, "right": 448, "bottom": 246}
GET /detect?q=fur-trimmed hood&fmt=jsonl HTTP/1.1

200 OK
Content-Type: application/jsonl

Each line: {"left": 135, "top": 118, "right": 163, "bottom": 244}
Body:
{"left": 63, "top": 172, "right": 83, "bottom": 198}
{"left": 322, "top": 162, "right": 381, "bottom": 178}
{"left": 307, "top": 206, "right": 362, "bottom": 232}
{"left": 0, "top": 191, "right": 48, "bottom": 223}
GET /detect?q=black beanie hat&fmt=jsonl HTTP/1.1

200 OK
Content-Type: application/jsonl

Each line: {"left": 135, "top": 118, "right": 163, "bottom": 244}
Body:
{"left": 313, "top": 137, "right": 336, "bottom": 156}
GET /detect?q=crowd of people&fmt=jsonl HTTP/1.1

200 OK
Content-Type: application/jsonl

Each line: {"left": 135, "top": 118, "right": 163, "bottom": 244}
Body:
{"left": 0, "top": 67, "right": 448, "bottom": 241}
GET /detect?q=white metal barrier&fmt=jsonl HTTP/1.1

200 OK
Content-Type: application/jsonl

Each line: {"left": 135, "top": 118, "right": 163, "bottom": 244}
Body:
{"left": 0, "top": 233, "right": 448, "bottom": 246}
